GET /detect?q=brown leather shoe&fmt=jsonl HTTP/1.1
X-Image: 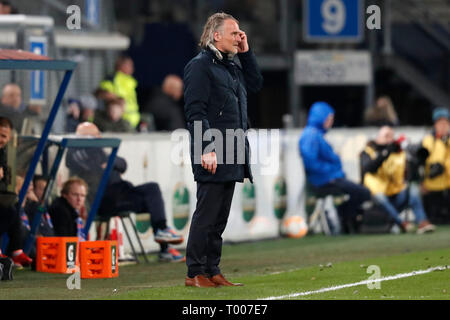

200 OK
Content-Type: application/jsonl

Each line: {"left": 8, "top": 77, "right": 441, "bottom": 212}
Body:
{"left": 185, "top": 275, "right": 218, "bottom": 288}
{"left": 209, "top": 274, "right": 243, "bottom": 286}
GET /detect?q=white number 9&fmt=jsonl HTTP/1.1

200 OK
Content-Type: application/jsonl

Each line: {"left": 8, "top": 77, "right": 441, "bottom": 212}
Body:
{"left": 321, "top": 0, "right": 346, "bottom": 34}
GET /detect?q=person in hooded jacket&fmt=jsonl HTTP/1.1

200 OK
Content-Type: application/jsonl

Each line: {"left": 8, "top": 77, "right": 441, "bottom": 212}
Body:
{"left": 299, "top": 101, "right": 371, "bottom": 233}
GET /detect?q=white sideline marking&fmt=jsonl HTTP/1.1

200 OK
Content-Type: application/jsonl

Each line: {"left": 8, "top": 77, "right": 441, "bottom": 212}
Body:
{"left": 260, "top": 265, "right": 448, "bottom": 300}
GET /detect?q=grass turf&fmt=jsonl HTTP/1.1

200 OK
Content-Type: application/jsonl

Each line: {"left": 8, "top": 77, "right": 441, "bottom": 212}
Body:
{"left": 1, "top": 226, "right": 450, "bottom": 300}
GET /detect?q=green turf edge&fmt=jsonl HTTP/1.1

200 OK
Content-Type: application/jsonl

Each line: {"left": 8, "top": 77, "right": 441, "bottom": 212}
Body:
{"left": 104, "top": 248, "right": 450, "bottom": 300}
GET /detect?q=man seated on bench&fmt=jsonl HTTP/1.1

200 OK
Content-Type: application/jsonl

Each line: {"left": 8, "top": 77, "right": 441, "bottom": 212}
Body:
{"left": 65, "top": 122, "right": 184, "bottom": 262}
{"left": 299, "top": 102, "right": 372, "bottom": 233}
{"left": 48, "top": 177, "right": 86, "bottom": 239}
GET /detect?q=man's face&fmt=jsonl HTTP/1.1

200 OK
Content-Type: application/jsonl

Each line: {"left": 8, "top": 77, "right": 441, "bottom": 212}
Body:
{"left": 434, "top": 118, "right": 450, "bottom": 138}
{"left": 34, "top": 179, "right": 47, "bottom": 201}
{"left": 1, "top": 84, "right": 22, "bottom": 109}
{"left": 107, "top": 103, "right": 123, "bottom": 122}
{"left": 0, "top": 125, "right": 11, "bottom": 148}
{"left": 119, "top": 59, "right": 134, "bottom": 75}
{"left": 214, "top": 19, "right": 242, "bottom": 54}
{"left": 376, "top": 127, "right": 395, "bottom": 145}
{"left": 63, "top": 183, "right": 87, "bottom": 211}
{"left": 323, "top": 114, "right": 334, "bottom": 129}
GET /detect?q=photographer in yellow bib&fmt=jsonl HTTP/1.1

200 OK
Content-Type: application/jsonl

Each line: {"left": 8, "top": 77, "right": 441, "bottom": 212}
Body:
{"left": 420, "top": 107, "right": 450, "bottom": 224}
{"left": 360, "top": 126, "right": 435, "bottom": 234}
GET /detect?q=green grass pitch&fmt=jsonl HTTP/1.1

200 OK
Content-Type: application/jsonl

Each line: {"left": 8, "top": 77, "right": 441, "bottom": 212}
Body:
{"left": 1, "top": 226, "right": 449, "bottom": 300}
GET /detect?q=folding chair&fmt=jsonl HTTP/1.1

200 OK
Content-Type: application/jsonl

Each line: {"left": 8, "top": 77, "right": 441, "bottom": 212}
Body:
{"left": 96, "top": 211, "right": 149, "bottom": 264}
{"left": 306, "top": 184, "right": 349, "bottom": 235}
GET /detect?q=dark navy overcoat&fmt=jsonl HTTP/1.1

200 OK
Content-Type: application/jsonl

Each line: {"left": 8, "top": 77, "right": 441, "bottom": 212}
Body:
{"left": 183, "top": 47, "right": 263, "bottom": 183}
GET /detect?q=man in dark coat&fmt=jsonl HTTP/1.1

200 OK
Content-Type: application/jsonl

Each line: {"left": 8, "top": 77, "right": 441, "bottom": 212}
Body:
{"left": 183, "top": 12, "right": 263, "bottom": 287}
{"left": 48, "top": 177, "right": 87, "bottom": 238}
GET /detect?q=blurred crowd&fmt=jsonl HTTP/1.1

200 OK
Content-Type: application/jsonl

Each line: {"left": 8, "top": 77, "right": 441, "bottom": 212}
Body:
{"left": 65, "top": 55, "right": 186, "bottom": 134}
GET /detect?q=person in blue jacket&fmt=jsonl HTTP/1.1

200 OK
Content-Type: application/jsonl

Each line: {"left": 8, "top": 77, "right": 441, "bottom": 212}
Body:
{"left": 299, "top": 101, "right": 371, "bottom": 233}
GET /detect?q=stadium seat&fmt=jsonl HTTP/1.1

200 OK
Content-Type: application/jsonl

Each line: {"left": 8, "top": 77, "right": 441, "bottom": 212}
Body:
{"left": 95, "top": 211, "right": 149, "bottom": 264}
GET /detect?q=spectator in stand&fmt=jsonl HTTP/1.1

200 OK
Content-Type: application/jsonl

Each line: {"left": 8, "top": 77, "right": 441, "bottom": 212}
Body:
{"left": 32, "top": 175, "right": 48, "bottom": 203}
{"left": 65, "top": 122, "right": 185, "bottom": 262}
{"left": 360, "top": 126, "right": 436, "bottom": 234}
{"left": 0, "top": 83, "right": 26, "bottom": 132}
{"left": 29, "top": 175, "right": 54, "bottom": 236}
{"left": 143, "top": 74, "right": 185, "bottom": 131}
{"left": 0, "top": 116, "right": 33, "bottom": 268}
{"left": 65, "top": 94, "right": 99, "bottom": 133}
{"left": 97, "top": 55, "right": 143, "bottom": 131}
{"left": 65, "top": 98, "right": 82, "bottom": 133}
{"left": 0, "top": 83, "right": 41, "bottom": 134}
{"left": 299, "top": 101, "right": 372, "bottom": 233}
{"left": 14, "top": 175, "right": 54, "bottom": 265}
{"left": 94, "top": 98, "right": 133, "bottom": 133}
{"left": 420, "top": 107, "right": 450, "bottom": 224}
{"left": 48, "top": 177, "right": 87, "bottom": 239}
{"left": 364, "top": 95, "right": 399, "bottom": 127}
{"left": 79, "top": 93, "right": 98, "bottom": 123}
{"left": 0, "top": 1, "right": 12, "bottom": 14}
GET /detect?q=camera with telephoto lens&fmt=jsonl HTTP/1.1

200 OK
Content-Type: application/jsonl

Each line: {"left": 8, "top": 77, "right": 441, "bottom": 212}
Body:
{"left": 428, "top": 163, "right": 445, "bottom": 179}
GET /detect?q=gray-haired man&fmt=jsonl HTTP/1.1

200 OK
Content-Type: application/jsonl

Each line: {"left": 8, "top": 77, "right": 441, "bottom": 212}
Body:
{"left": 183, "top": 12, "right": 263, "bottom": 287}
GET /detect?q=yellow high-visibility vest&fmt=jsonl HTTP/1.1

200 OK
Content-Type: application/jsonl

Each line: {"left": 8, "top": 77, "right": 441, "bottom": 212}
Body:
{"left": 100, "top": 71, "right": 140, "bottom": 128}
{"left": 422, "top": 134, "right": 450, "bottom": 191}
{"left": 362, "top": 145, "right": 406, "bottom": 196}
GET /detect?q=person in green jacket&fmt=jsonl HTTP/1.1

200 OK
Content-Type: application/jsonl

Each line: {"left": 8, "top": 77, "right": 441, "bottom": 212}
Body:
{"left": 97, "top": 55, "right": 141, "bottom": 130}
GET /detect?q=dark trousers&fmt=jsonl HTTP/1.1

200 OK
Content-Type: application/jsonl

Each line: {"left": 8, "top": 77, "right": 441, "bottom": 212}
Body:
{"left": 101, "top": 182, "right": 168, "bottom": 232}
{"left": 0, "top": 206, "right": 24, "bottom": 253}
{"left": 317, "top": 178, "right": 371, "bottom": 233}
{"left": 423, "top": 189, "right": 450, "bottom": 224}
{"left": 186, "top": 181, "right": 235, "bottom": 278}
{"left": 99, "top": 182, "right": 169, "bottom": 251}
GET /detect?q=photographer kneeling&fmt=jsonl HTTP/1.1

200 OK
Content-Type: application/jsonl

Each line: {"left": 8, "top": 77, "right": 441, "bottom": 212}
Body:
{"left": 360, "top": 126, "right": 436, "bottom": 234}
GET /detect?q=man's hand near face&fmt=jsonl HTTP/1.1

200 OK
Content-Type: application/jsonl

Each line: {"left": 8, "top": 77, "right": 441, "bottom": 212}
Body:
{"left": 237, "top": 31, "right": 249, "bottom": 53}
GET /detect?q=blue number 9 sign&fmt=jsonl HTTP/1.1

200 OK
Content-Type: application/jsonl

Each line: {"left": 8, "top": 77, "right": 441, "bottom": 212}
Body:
{"left": 304, "top": 0, "right": 363, "bottom": 42}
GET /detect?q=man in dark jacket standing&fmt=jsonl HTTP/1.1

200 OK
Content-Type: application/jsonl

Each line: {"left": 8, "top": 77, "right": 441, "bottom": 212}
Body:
{"left": 183, "top": 12, "right": 263, "bottom": 287}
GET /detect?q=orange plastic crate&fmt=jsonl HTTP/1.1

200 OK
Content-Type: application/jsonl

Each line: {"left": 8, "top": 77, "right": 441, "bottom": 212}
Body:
{"left": 36, "top": 237, "right": 79, "bottom": 274}
{"left": 80, "top": 240, "right": 119, "bottom": 279}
